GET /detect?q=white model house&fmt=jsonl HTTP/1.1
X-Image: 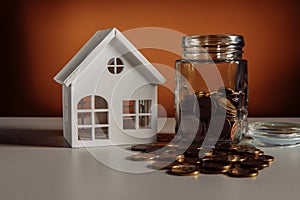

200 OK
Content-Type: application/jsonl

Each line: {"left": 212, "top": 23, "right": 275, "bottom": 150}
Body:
{"left": 54, "top": 28, "right": 165, "bottom": 148}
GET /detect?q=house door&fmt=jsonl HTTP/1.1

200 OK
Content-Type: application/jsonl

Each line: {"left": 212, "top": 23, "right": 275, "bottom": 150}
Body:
{"left": 77, "top": 95, "right": 109, "bottom": 140}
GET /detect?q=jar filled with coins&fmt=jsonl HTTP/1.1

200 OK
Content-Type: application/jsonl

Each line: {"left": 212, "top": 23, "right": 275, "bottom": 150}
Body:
{"left": 175, "top": 35, "right": 248, "bottom": 144}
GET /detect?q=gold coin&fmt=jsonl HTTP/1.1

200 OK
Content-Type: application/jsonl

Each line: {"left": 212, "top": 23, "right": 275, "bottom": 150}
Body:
{"left": 234, "top": 145, "right": 263, "bottom": 157}
{"left": 257, "top": 155, "right": 275, "bottom": 162}
{"left": 184, "top": 157, "right": 202, "bottom": 165}
{"left": 167, "top": 164, "right": 200, "bottom": 176}
{"left": 212, "top": 149, "right": 231, "bottom": 156}
{"left": 131, "top": 144, "right": 150, "bottom": 152}
{"left": 211, "top": 154, "right": 246, "bottom": 163}
{"left": 240, "top": 159, "right": 269, "bottom": 170}
{"left": 145, "top": 146, "right": 162, "bottom": 153}
{"left": 200, "top": 168, "right": 226, "bottom": 174}
{"left": 214, "top": 142, "right": 237, "bottom": 151}
{"left": 176, "top": 155, "right": 185, "bottom": 163}
{"left": 157, "top": 133, "right": 175, "bottom": 142}
{"left": 227, "top": 165, "right": 258, "bottom": 178}
{"left": 130, "top": 153, "right": 157, "bottom": 161}
{"left": 201, "top": 159, "right": 231, "bottom": 171}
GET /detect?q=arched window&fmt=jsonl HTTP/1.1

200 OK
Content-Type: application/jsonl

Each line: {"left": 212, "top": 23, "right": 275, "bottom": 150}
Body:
{"left": 107, "top": 57, "right": 124, "bottom": 74}
{"left": 77, "top": 95, "right": 109, "bottom": 140}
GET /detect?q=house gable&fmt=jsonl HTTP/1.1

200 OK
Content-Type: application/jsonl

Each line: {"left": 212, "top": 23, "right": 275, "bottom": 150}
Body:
{"left": 54, "top": 28, "right": 165, "bottom": 87}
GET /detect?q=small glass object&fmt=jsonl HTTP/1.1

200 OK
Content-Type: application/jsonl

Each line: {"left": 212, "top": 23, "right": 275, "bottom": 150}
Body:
{"left": 248, "top": 121, "right": 300, "bottom": 146}
{"left": 175, "top": 34, "right": 248, "bottom": 144}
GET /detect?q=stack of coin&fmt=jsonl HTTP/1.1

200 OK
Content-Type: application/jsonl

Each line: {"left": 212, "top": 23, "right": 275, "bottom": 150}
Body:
{"left": 176, "top": 87, "right": 245, "bottom": 143}
{"left": 130, "top": 142, "right": 275, "bottom": 178}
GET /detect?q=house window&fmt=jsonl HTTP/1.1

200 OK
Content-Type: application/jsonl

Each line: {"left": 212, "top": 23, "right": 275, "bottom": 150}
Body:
{"left": 77, "top": 95, "right": 109, "bottom": 140}
{"left": 122, "top": 100, "right": 152, "bottom": 130}
{"left": 107, "top": 57, "right": 124, "bottom": 74}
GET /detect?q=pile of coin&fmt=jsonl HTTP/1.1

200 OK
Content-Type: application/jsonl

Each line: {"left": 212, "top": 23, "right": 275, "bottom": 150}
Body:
{"left": 130, "top": 141, "right": 274, "bottom": 178}
{"left": 176, "top": 88, "right": 246, "bottom": 143}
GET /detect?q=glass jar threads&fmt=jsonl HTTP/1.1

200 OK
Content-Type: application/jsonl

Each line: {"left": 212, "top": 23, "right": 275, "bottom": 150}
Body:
{"left": 175, "top": 34, "right": 248, "bottom": 145}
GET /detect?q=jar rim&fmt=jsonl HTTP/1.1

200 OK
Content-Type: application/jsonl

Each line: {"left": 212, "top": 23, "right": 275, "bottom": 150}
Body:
{"left": 182, "top": 34, "right": 245, "bottom": 47}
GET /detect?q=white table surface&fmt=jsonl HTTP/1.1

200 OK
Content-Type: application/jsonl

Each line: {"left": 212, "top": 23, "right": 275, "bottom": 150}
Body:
{"left": 0, "top": 117, "right": 300, "bottom": 200}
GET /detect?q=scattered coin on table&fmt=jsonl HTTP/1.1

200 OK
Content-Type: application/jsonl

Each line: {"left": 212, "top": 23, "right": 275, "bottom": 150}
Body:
{"left": 130, "top": 134, "right": 275, "bottom": 178}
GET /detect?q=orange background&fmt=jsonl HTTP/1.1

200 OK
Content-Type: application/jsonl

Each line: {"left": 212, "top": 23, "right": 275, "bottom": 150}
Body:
{"left": 1, "top": 0, "right": 299, "bottom": 117}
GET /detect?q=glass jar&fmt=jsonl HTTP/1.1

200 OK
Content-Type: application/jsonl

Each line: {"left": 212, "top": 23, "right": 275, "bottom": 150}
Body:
{"left": 175, "top": 34, "right": 248, "bottom": 145}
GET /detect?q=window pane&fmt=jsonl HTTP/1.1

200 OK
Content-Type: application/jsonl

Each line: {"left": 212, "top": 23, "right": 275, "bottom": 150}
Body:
{"left": 95, "top": 112, "right": 108, "bottom": 124}
{"left": 78, "top": 113, "right": 92, "bottom": 125}
{"left": 139, "top": 100, "right": 152, "bottom": 113}
{"left": 108, "top": 67, "right": 115, "bottom": 74}
{"left": 116, "top": 67, "right": 123, "bottom": 74}
{"left": 95, "top": 96, "right": 108, "bottom": 109}
{"left": 107, "top": 58, "right": 115, "bottom": 65}
{"left": 95, "top": 127, "right": 109, "bottom": 139}
{"left": 77, "top": 96, "right": 91, "bottom": 109}
{"left": 139, "top": 116, "right": 151, "bottom": 129}
{"left": 78, "top": 128, "right": 92, "bottom": 140}
{"left": 116, "top": 58, "right": 123, "bottom": 65}
{"left": 123, "top": 100, "right": 135, "bottom": 114}
{"left": 123, "top": 116, "right": 136, "bottom": 129}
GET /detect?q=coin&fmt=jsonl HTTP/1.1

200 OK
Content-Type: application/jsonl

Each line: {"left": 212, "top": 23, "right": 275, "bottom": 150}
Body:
{"left": 257, "top": 155, "right": 275, "bottom": 162}
{"left": 184, "top": 157, "right": 202, "bottom": 165}
{"left": 240, "top": 159, "right": 269, "bottom": 170}
{"left": 227, "top": 165, "right": 258, "bottom": 178}
{"left": 195, "top": 91, "right": 207, "bottom": 98}
{"left": 131, "top": 144, "right": 150, "bottom": 152}
{"left": 214, "top": 96, "right": 237, "bottom": 115}
{"left": 167, "top": 164, "right": 200, "bottom": 176}
{"left": 219, "top": 118, "right": 232, "bottom": 140}
{"left": 211, "top": 154, "right": 246, "bottom": 163}
{"left": 129, "top": 136, "right": 275, "bottom": 178}
{"left": 234, "top": 145, "right": 263, "bottom": 157}
{"left": 177, "top": 155, "right": 185, "bottom": 163}
{"left": 212, "top": 149, "right": 232, "bottom": 156}
{"left": 201, "top": 159, "right": 231, "bottom": 172}
{"left": 150, "top": 142, "right": 170, "bottom": 147}
{"left": 157, "top": 133, "right": 175, "bottom": 142}
{"left": 200, "top": 168, "right": 225, "bottom": 174}
{"left": 214, "top": 142, "right": 236, "bottom": 151}
{"left": 197, "top": 96, "right": 217, "bottom": 121}
{"left": 230, "top": 121, "right": 238, "bottom": 140}
{"left": 130, "top": 153, "right": 157, "bottom": 161}
{"left": 145, "top": 146, "right": 162, "bottom": 153}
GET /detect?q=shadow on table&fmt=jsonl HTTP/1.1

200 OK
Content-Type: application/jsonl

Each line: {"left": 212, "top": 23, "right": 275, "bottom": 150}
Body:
{"left": 0, "top": 128, "right": 70, "bottom": 148}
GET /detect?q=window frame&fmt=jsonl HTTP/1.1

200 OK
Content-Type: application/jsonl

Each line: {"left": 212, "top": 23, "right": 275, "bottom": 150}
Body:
{"left": 122, "top": 99, "right": 152, "bottom": 130}
{"left": 107, "top": 57, "right": 124, "bottom": 75}
{"left": 77, "top": 95, "right": 109, "bottom": 140}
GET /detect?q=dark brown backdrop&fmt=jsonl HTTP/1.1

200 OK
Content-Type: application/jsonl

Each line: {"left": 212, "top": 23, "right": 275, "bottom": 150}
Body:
{"left": 1, "top": 0, "right": 300, "bottom": 117}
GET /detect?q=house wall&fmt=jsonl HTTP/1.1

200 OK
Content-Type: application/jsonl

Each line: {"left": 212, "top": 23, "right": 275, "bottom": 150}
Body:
{"left": 71, "top": 39, "right": 157, "bottom": 145}
{"left": 62, "top": 85, "right": 72, "bottom": 146}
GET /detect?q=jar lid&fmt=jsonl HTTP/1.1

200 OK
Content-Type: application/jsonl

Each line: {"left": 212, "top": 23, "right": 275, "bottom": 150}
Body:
{"left": 182, "top": 34, "right": 245, "bottom": 47}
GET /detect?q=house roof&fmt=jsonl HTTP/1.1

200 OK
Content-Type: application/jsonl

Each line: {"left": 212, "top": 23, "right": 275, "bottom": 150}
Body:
{"left": 54, "top": 27, "right": 165, "bottom": 86}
